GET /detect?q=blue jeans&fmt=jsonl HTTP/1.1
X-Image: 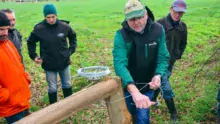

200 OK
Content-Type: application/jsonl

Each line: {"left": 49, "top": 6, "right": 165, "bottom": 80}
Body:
{"left": 45, "top": 66, "right": 72, "bottom": 93}
{"left": 160, "top": 67, "right": 175, "bottom": 99}
{"left": 124, "top": 90, "right": 153, "bottom": 124}
{"left": 154, "top": 66, "right": 175, "bottom": 100}
{"left": 5, "top": 110, "right": 25, "bottom": 124}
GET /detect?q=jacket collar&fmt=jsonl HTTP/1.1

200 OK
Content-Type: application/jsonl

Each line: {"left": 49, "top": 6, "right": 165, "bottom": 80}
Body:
{"left": 164, "top": 14, "right": 184, "bottom": 31}
{"left": 8, "top": 28, "right": 15, "bottom": 33}
{"left": 122, "top": 18, "right": 153, "bottom": 34}
{"left": 0, "top": 38, "right": 8, "bottom": 44}
{"left": 43, "top": 19, "right": 59, "bottom": 27}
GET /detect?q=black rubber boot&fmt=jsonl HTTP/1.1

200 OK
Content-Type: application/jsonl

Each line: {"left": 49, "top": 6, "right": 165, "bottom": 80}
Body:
{"left": 165, "top": 98, "right": 178, "bottom": 124}
{"left": 62, "top": 87, "right": 73, "bottom": 98}
{"left": 48, "top": 92, "right": 57, "bottom": 104}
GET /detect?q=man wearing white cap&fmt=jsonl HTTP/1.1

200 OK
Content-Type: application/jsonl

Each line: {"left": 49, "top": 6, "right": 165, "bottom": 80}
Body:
{"left": 112, "top": 0, "right": 170, "bottom": 123}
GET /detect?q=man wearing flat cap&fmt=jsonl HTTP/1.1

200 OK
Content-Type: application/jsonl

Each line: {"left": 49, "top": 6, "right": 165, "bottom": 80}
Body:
{"left": 0, "top": 11, "right": 31, "bottom": 124}
{"left": 1, "top": 9, "right": 23, "bottom": 63}
{"left": 152, "top": 0, "right": 188, "bottom": 123}
{"left": 112, "top": 0, "right": 170, "bottom": 123}
{"left": 27, "top": 4, "right": 77, "bottom": 104}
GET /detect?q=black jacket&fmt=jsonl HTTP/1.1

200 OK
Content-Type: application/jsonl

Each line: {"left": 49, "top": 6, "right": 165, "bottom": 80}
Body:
{"left": 119, "top": 19, "right": 169, "bottom": 87}
{"left": 27, "top": 19, "right": 77, "bottom": 71}
{"left": 157, "top": 14, "right": 187, "bottom": 66}
{"left": 8, "top": 28, "right": 23, "bottom": 61}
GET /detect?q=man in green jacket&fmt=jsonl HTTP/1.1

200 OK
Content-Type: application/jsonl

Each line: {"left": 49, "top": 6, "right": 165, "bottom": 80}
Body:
{"left": 112, "top": 0, "right": 170, "bottom": 123}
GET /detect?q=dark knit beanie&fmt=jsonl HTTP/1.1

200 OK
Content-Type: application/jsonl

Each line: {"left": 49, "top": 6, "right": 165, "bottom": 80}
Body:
{"left": 0, "top": 11, "right": 10, "bottom": 26}
{"left": 43, "top": 4, "right": 57, "bottom": 17}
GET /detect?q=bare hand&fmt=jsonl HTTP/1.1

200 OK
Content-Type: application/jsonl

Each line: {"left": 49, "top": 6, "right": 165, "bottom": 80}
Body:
{"left": 127, "top": 84, "right": 155, "bottom": 108}
{"left": 131, "top": 92, "right": 155, "bottom": 109}
{"left": 34, "top": 57, "right": 43, "bottom": 65}
{"left": 149, "top": 75, "right": 161, "bottom": 90}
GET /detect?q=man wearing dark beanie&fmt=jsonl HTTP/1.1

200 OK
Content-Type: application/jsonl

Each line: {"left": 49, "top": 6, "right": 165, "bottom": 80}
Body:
{"left": 43, "top": 4, "right": 57, "bottom": 17}
{"left": 0, "top": 11, "right": 10, "bottom": 41}
{"left": 0, "top": 11, "right": 31, "bottom": 124}
{"left": 27, "top": 4, "right": 77, "bottom": 104}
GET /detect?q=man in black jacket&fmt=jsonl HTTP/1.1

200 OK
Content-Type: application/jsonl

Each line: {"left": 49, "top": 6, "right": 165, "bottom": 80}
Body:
{"left": 1, "top": 9, "right": 23, "bottom": 61}
{"left": 27, "top": 4, "right": 77, "bottom": 104}
{"left": 152, "top": 0, "right": 187, "bottom": 123}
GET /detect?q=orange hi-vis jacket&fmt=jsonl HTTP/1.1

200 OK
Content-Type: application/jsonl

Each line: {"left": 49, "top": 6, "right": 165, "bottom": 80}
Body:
{"left": 0, "top": 39, "right": 31, "bottom": 117}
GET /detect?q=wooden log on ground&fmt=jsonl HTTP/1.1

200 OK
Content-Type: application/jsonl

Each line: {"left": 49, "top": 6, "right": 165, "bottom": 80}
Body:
{"left": 16, "top": 79, "right": 120, "bottom": 124}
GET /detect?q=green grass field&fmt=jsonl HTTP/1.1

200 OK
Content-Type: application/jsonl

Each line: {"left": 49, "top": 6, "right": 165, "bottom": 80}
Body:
{"left": 0, "top": 0, "right": 220, "bottom": 123}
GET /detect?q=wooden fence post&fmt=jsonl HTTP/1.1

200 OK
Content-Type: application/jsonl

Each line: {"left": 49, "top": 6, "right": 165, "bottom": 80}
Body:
{"left": 105, "top": 82, "right": 132, "bottom": 124}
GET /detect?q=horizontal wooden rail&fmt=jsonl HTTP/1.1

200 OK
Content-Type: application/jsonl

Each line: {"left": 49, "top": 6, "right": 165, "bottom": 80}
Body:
{"left": 17, "top": 79, "right": 120, "bottom": 124}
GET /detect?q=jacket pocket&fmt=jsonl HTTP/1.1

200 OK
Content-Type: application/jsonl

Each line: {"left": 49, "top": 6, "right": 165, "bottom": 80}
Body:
{"left": 145, "top": 44, "right": 148, "bottom": 59}
{"left": 8, "top": 90, "right": 20, "bottom": 106}
{"left": 60, "top": 49, "right": 70, "bottom": 58}
{"left": 0, "top": 87, "right": 9, "bottom": 104}
{"left": 147, "top": 41, "right": 158, "bottom": 59}
{"left": 175, "top": 49, "right": 181, "bottom": 59}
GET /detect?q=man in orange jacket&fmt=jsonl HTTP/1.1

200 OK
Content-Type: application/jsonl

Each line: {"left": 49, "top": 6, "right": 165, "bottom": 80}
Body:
{"left": 0, "top": 11, "right": 31, "bottom": 124}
